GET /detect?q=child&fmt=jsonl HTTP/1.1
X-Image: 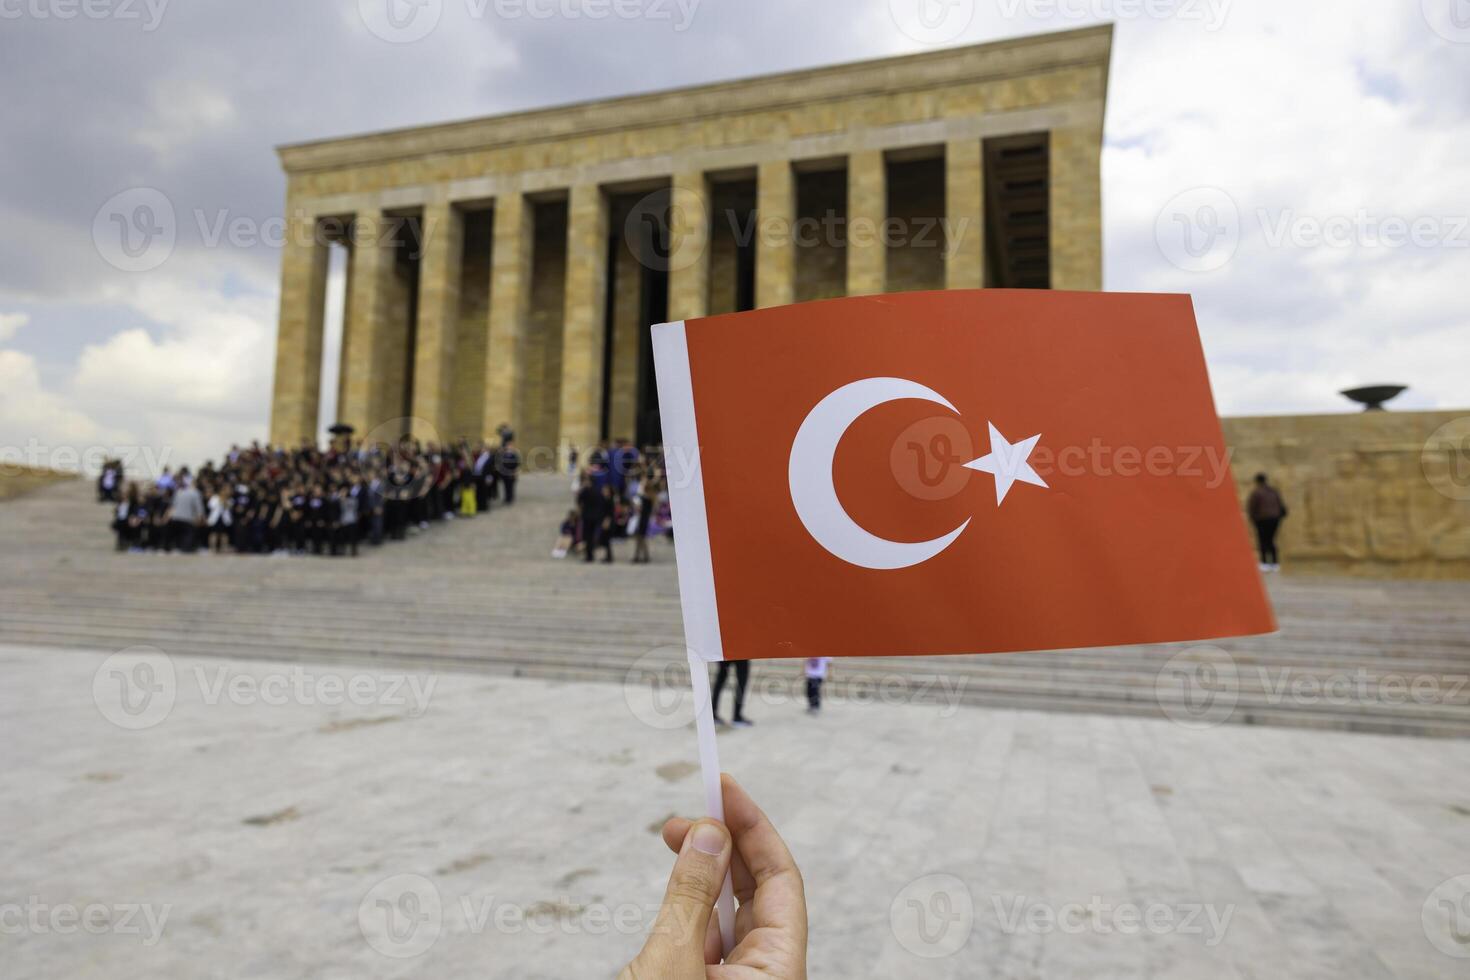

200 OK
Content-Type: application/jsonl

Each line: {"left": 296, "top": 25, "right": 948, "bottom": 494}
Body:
{"left": 804, "top": 657, "right": 830, "bottom": 715}
{"left": 552, "top": 509, "right": 578, "bottom": 559}
{"left": 206, "top": 484, "right": 232, "bottom": 553}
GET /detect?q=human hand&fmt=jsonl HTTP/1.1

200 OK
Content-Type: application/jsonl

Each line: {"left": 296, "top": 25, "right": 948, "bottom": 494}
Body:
{"left": 619, "top": 775, "right": 806, "bottom": 979}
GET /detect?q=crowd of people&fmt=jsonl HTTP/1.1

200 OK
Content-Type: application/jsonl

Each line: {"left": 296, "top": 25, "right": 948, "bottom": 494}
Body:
{"left": 555, "top": 438, "right": 673, "bottom": 564}
{"left": 100, "top": 426, "right": 525, "bottom": 556}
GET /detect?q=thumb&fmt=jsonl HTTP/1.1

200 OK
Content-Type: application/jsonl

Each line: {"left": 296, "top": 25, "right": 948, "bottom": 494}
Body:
{"left": 646, "top": 819, "right": 731, "bottom": 967}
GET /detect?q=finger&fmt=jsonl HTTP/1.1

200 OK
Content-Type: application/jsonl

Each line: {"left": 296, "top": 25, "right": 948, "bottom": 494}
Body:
{"left": 660, "top": 817, "right": 692, "bottom": 855}
{"left": 666, "top": 815, "right": 758, "bottom": 909}
{"left": 720, "top": 774, "right": 806, "bottom": 932}
{"left": 644, "top": 819, "right": 732, "bottom": 968}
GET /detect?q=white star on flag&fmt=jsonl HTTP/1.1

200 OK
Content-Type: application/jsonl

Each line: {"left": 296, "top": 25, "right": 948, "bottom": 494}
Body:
{"left": 964, "top": 423, "right": 1049, "bottom": 505}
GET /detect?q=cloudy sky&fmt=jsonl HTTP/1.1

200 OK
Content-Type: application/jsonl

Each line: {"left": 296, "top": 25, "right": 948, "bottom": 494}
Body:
{"left": 1, "top": 0, "right": 1467, "bottom": 473}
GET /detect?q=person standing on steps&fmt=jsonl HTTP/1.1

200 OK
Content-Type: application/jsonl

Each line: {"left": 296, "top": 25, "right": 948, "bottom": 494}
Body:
{"left": 499, "top": 438, "right": 522, "bottom": 505}
{"left": 712, "top": 661, "right": 753, "bottom": 728}
{"left": 1246, "top": 472, "right": 1287, "bottom": 572}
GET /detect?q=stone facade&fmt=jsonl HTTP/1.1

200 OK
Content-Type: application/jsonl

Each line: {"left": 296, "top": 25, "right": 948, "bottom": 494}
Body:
{"left": 268, "top": 25, "right": 1112, "bottom": 456}
{"left": 1222, "top": 410, "right": 1470, "bottom": 579}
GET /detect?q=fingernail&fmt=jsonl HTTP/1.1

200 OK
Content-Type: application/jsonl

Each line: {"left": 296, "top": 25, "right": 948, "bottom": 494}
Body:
{"left": 691, "top": 823, "right": 725, "bottom": 855}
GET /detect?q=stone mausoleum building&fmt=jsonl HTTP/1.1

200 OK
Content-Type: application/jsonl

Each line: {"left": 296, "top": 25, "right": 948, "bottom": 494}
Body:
{"left": 268, "top": 25, "right": 1110, "bottom": 459}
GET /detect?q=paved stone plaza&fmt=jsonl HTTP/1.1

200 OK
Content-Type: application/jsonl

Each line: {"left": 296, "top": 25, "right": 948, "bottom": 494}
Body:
{"left": 2, "top": 475, "right": 1469, "bottom": 977}
{"left": 4, "top": 644, "right": 1469, "bottom": 979}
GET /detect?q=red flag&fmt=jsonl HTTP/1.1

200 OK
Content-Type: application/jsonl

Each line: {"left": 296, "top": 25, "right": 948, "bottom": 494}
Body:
{"left": 653, "top": 289, "right": 1275, "bottom": 662}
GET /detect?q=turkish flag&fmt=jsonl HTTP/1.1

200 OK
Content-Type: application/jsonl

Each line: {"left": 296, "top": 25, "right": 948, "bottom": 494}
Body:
{"left": 653, "top": 289, "right": 1275, "bottom": 662}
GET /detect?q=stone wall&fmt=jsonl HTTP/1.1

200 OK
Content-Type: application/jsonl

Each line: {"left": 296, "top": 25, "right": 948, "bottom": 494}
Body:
{"left": 1222, "top": 410, "right": 1470, "bottom": 579}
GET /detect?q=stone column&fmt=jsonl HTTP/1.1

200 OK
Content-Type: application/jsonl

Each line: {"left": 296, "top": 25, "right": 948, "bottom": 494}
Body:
{"left": 945, "top": 139, "right": 985, "bottom": 290}
{"left": 557, "top": 184, "right": 610, "bottom": 465}
{"left": 847, "top": 150, "right": 886, "bottom": 295}
{"left": 1049, "top": 125, "right": 1103, "bottom": 291}
{"left": 338, "top": 212, "right": 394, "bottom": 438}
{"left": 268, "top": 208, "right": 329, "bottom": 447}
{"left": 667, "top": 170, "right": 710, "bottom": 321}
{"left": 755, "top": 160, "right": 796, "bottom": 309}
{"left": 483, "top": 192, "right": 534, "bottom": 440}
{"left": 409, "top": 199, "right": 464, "bottom": 445}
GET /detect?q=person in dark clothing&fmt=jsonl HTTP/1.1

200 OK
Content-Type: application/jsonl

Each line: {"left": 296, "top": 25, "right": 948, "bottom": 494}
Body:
{"left": 499, "top": 439, "right": 522, "bottom": 505}
{"left": 578, "top": 476, "right": 612, "bottom": 563}
{"left": 307, "top": 484, "right": 327, "bottom": 554}
{"left": 631, "top": 480, "right": 657, "bottom": 564}
{"left": 712, "top": 662, "right": 752, "bottom": 727}
{"left": 1246, "top": 472, "right": 1287, "bottom": 571}
{"left": 113, "top": 483, "right": 142, "bottom": 551}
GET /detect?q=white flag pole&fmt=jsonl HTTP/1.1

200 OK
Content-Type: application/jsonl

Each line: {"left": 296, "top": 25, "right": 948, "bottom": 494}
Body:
{"left": 652, "top": 320, "right": 736, "bottom": 955}
{"left": 688, "top": 652, "right": 738, "bottom": 956}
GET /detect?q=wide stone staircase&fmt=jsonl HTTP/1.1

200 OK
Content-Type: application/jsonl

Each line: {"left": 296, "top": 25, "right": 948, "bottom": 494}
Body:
{"left": 2, "top": 475, "right": 1467, "bottom": 736}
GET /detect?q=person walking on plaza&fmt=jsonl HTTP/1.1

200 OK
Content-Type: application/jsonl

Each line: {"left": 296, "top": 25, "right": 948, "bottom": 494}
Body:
{"left": 712, "top": 661, "right": 752, "bottom": 727}
{"left": 804, "top": 657, "right": 830, "bottom": 715}
{"left": 1246, "top": 472, "right": 1287, "bottom": 572}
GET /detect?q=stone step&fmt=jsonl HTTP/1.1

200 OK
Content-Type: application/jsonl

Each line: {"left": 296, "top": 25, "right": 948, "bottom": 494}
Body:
{"left": 3, "top": 474, "right": 1467, "bottom": 739}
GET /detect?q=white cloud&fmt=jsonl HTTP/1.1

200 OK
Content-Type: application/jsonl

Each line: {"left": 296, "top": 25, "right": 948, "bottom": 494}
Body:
{"left": 0, "top": 312, "right": 28, "bottom": 343}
